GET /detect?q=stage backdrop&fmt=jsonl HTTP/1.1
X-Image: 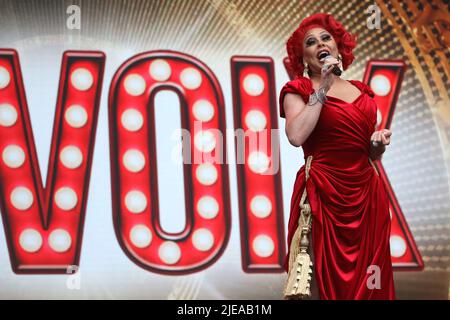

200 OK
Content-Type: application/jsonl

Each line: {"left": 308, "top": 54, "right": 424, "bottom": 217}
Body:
{"left": 0, "top": 0, "right": 449, "bottom": 299}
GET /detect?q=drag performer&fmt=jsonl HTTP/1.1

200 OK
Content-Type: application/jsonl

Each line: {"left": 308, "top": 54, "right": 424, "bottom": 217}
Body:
{"left": 280, "top": 13, "right": 395, "bottom": 300}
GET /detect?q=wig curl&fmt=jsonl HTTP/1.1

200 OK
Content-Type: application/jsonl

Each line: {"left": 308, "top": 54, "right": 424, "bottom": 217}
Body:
{"left": 286, "top": 13, "right": 357, "bottom": 78}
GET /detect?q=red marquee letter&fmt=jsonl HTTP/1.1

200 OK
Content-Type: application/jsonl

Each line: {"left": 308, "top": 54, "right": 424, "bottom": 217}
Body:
{"left": 0, "top": 49, "right": 105, "bottom": 273}
{"left": 231, "top": 56, "right": 286, "bottom": 272}
{"left": 363, "top": 60, "right": 423, "bottom": 270}
{"left": 109, "top": 51, "right": 231, "bottom": 274}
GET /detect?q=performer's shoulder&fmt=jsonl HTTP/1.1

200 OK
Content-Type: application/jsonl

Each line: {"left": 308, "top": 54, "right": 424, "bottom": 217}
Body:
{"left": 348, "top": 79, "right": 375, "bottom": 98}
{"left": 279, "top": 76, "right": 314, "bottom": 118}
{"left": 282, "top": 76, "right": 312, "bottom": 87}
{"left": 280, "top": 76, "right": 314, "bottom": 95}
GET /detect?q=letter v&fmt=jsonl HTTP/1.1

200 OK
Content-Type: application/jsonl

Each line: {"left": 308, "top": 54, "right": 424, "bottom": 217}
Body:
{"left": 0, "top": 49, "right": 105, "bottom": 273}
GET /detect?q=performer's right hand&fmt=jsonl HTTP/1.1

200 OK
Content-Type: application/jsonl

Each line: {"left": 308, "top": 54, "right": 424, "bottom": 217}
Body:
{"left": 319, "top": 56, "right": 339, "bottom": 93}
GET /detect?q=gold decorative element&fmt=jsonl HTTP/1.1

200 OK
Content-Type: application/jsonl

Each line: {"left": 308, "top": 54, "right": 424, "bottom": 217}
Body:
{"left": 433, "top": 99, "right": 450, "bottom": 124}
{"left": 377, "top": 0, "right": 449, "bottom": 103}
{"left": 410, "top": 2, "right": 450, "bottom": 54}
{"left": 284, "top": 155, "right": 313, "bottom": 300}
{"left": 376, "top": 1, "right": 429, "bottom": 104}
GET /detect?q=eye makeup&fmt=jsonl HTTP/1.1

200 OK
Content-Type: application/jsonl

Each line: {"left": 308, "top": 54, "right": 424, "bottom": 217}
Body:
{"left": 304, "top": 33, "right": 332, "bottom": 46}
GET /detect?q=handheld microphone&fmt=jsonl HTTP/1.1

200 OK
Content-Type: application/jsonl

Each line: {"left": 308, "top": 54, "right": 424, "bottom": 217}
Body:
{"left": 318, "top": 52, "right": 342, "bottom": 76}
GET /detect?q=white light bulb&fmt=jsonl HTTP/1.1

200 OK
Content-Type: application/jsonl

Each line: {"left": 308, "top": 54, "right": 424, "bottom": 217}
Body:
{"left": 121, "top": 109, "right": 144, "bottom": 132}
{"left": 159, "top": 241, "right": 181, "bottom": 265}
{"left": 19, "top": 229, "right": 42, "bottom": 253}
{"left": 243, "top": 74, "right": 264, "bottom": 96}
{"left": 130, "top": 224, "right": 152, "bottom": 248}
{"left": 192, "top": 100, "right": 214, "bottom": 122}
{"left": 197, "top": 196, "right": 219, "bottom": 219}
{"left": 250, "top": 195, "right": 272, "bottom": 218}
{"left": 149, "top": 59, "right": 171, "bottom": 81}
{"left": 125, "top": 190, "right": 147, "bottom": 214}
{"left": 245, "top": 110, "right": 267, "bottom": 132}
{"left": 370, "top": 74, "right": 391, "bottom": 97}
{"left": 124, "top": 74, "right": 146, "bottom": 96}
{"left": 252, "top": 235, "right": 274, "bottom": 258}
{"left": 123, "top": 149, "right": 146, "bottom": 173}
{"left": 248, "top": 151, "right": 270, "bottom": 174}
{"left": 180, "top": 68, "right": 202, "bottom": 90}
{"left": 0, "top": 66, "right": 11, "bottom": 89}
{"left": 2, "top": 145, "right": 25, "bottom": 168}
{"left": 192, "top": 228, "right": 214, "bottom": 252}
{"left": 195, "top": 163, "right": 217, "bottom": 186}
{"left": 65, "top": 105, "right": 88, "bottom": 128}
{"left": 71, "top": 68, "right": 94, "bottom": 91}
{"left": 49, "top": 229, "right": 72, "bottom": 253}
{"left": 60, "top": 146, "right": 83, "bottom": 169}
{"left": 390, "top": 235, "right": 407, "bottom": 258}
{"left": 54, "top": 187, "right": 78, "bottom": 211}
{"left": 194, "top": 130, "right": 216, "bottom": 153}
{"left": 377, "top": 108, "right": 382, "bottom": 127}
{"left": 10, "top": 186, "right": 33, "bottom": 211}
{"left": 0, "top": 103, "right": 18, "bottom": 127}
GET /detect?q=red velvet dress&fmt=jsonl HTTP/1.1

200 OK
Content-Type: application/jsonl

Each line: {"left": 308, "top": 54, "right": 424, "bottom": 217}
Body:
{"left": 279, "top": 77, "right": 395, "bottom": 300}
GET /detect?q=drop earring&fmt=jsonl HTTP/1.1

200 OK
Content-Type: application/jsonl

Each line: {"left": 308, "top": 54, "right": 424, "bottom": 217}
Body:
{"left": 303, "top": 61, "right": 309, "bottom": 78}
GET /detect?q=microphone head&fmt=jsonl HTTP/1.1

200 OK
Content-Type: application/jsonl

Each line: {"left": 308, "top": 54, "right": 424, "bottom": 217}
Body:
{"left": 319, "top": 53, "right": 342, "bottom": 76}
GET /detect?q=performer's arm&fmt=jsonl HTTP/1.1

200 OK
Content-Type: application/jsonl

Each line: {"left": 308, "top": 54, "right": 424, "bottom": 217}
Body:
{"left": 283, "top": 59, "right": 337, "bottom": 147}
{"left": 283, "top": 92, "right": 325, "bottom": 147}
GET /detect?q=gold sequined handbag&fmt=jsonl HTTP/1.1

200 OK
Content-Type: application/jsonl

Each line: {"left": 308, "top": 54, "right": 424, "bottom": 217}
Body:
{"left": 284, "top": 155, "right": 314, "bottom": 300}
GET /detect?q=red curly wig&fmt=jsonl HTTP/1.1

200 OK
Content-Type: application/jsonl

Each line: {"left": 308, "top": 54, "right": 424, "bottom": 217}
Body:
{"left": 286, "top": 13, "right": 357, "bottom": 78}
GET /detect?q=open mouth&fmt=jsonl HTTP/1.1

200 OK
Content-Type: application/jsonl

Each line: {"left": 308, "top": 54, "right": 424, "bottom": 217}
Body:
{"left": 317, "top": 49, "right": 330, "bottom": 61}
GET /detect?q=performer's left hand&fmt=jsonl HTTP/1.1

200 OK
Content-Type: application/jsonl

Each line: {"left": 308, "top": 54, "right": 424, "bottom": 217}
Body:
{"left": 371, "top": 129, "right": 392, "bottom": 147}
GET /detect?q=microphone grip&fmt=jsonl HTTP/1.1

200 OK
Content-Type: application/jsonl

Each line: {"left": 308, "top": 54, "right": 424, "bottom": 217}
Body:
{"left": 322, "top": 55, "right": 342, "bottom": 76}
{"left": 332, "top": 65, "right": 342, "bottom": 76}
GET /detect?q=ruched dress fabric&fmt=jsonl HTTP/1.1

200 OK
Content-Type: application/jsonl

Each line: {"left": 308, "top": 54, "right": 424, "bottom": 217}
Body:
{"left": 279, "top": 77, "right": 395, "bottom": 300}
